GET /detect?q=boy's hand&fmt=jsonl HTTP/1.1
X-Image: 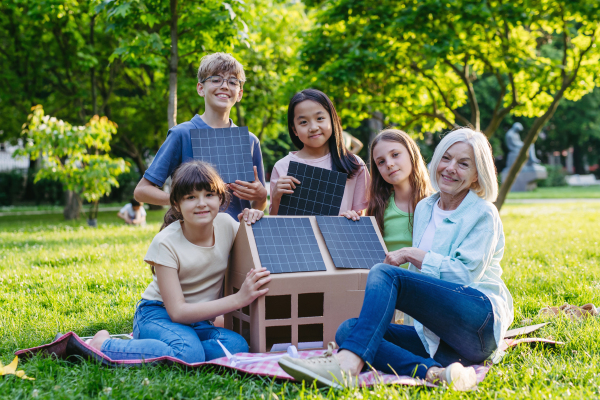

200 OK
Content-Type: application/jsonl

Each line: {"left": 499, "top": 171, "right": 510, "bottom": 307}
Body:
{"left": 238, "top": 208, "right": 264, "bottom": 225}
{"left": 272, "top": 175, "right": 301, "bottom": 201}
{"left": 236, "top": 267, "right": 271, "bottom": 307}
{"left": 230, "top": 166, "right": 267, "bottom": 202}
{"left": 340, "top": 210, "right": 361, "bottom": 221}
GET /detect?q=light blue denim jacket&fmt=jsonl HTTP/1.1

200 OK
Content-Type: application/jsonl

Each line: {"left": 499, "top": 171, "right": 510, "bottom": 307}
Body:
{"left": 408, "top": 190, "right": 514, "bottom": 359}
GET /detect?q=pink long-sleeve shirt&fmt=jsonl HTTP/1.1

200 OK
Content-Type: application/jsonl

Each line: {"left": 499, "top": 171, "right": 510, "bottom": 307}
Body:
{"left": 269, "top": 151, "right": 370, "bottom": 215}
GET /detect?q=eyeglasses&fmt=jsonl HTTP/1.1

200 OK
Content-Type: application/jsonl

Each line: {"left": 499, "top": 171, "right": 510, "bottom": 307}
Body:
{"left": 201, "top": 75, "right": 242, "bottom": 88}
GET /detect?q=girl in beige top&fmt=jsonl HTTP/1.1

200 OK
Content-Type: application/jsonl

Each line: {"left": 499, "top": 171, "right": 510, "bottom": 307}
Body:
{"left": 88, "top": 161, "right": 270, "bottom": 363}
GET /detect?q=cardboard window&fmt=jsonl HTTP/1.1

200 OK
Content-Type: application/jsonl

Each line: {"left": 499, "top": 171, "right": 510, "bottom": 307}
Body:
{"left": 298, "top": 293, "right": 324, "bottom": 318}
{"left": 265, "top": 295, "right": 291, "bottom": 320}
{"left": 298, "top": 323, "right": 324, "bottom": 344}
{"left": 266, "top": 326, "right": 292, "bottom": 352}
{"left": 242, "top": 320, "right": 251, "bottom": 344}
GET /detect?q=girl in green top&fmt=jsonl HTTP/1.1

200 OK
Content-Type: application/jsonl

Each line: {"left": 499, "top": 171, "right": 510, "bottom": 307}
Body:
{"left": 343, "top": 129, "right": 432, "bottom": 325}
{"left": 343, "top": 129, "right": 432, "bottom": 255}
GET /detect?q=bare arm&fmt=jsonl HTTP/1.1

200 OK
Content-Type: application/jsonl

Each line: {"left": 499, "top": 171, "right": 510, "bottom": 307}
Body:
{"left": 116, "top": 212, "right": 131, "bottom": 223}
{"left": 384, "top": 247, "right": 427, "bottom": 269}
{"left": 156, "top": 266, "right": 271, "bottom": 324}
{"left": 132, "top": 210, "right": 146, "bottom": 224}
{"left": 349, "top": 136, "right": 363, "bottom": 154}
{"left": 134, "top": 177, "right": 170, "bottom": 206}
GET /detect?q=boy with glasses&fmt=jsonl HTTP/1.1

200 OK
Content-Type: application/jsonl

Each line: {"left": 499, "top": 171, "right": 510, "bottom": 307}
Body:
{"left": 134, "top": 53, "right": 268, "bottom": 218}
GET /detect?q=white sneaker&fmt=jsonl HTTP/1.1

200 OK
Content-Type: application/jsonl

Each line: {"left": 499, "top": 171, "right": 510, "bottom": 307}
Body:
{"left": 278, "top": 342, "right": 356, "bottom": 388}
{"left": 444, "top": 362, "right": 478, "bottom": 391}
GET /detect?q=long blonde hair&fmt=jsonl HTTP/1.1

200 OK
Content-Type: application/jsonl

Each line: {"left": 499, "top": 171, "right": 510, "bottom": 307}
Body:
{"left": 366, "top": 129, "right": 432, "bottom": 235}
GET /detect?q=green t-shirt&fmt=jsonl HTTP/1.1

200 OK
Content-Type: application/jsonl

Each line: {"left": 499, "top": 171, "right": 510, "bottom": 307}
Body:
{"left": 383, "top": 193, "right": 413, "bottom": 253}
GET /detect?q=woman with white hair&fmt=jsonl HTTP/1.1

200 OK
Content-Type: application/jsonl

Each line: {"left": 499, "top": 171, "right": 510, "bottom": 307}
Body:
{"left": 279, "top": 128, "right": 514, "bottom": 391}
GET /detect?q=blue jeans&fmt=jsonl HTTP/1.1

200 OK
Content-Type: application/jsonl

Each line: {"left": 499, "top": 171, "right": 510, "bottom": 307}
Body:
{"left": 101, "top": 300, "right": 248, "bottom": 363}
{"left": 336, "top": 264, "right": 496, "bottom": 378}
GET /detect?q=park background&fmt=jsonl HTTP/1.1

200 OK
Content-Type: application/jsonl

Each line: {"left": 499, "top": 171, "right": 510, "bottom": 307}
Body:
{"left": 1, "top": 0, "right": 600, "bottom": 399}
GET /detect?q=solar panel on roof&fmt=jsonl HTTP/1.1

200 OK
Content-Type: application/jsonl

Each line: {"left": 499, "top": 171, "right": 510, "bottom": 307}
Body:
{"left": 279, "top": 161, "right": 347, "bottom": 216}
{"left": 190, "top": 126, "right": 255, "bottom": 183}
{"left": 316, "top": 216, "right": 386, "bottom": 269}
{"left": 252, "top": 218, "right": 327, "bottom": 274}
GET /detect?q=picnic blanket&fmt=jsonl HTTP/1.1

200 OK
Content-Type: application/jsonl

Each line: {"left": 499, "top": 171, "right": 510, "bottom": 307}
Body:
{"left": 15, "top": 330, "right": 562, "bottom": 388}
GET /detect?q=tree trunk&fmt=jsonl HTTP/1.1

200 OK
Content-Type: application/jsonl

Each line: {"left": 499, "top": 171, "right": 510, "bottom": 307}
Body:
{"left": 235, "top": 102, "right": 245, "bottom": 127}
{"left": 495, "top": 87, "right": 567, "bottom": 210}
{"left": 63, "top": 190, "right": 82, "bottom": 220}
{"left": 90, "top": 13, "right": 98, "bottom": 115}
{"left": 167, "top": 0, "right": 178, "bottom": 129}
{"left": 367, "top": 111, "right": 384, "bottom": 144}
{"left": 573, "top": 144, "right": 586, "bottom": 175}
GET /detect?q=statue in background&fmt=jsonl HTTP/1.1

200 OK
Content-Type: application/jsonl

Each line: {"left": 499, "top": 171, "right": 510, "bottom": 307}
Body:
{"left": 502, "top": 122, "right": 547, "bottom": 191}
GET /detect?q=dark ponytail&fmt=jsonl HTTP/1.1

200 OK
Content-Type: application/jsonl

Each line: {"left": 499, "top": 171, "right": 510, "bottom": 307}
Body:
{"left": 287, "top": 89, "right": 361, "bottom": 178}
{"left": 160, "top": 207, "right": 183, "bottom": 231}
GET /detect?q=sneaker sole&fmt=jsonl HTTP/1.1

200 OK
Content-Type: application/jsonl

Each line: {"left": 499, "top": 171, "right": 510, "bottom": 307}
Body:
{"left": 278, "top": 358, "right": 343, "bottom": 389}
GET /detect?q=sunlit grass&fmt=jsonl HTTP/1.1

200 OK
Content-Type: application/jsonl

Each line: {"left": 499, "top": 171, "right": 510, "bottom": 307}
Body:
{"left": 507, "top": 185, "right": 600, "bottom": 199}
{"left": 1, "top": 203, "right": 600, "bottom": 398}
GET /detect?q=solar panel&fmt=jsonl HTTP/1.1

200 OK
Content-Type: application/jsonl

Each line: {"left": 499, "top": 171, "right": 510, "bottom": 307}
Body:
{"left": 316, "top": 217, "right": 386, "bottom": 269}
{"left": 252, "top": 218, "right": 327, "bottom": 274}
{"left": 278, "top": 161, "right": 347, "bottom": 216}
{"left": 190, "top": 126, "right": 255, "bottom": 183}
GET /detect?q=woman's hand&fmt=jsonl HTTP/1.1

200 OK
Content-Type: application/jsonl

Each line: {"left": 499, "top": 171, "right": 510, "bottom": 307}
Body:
{"left": 384, "top": 247, "right": 427, "bottom": 269}
{"left": 384, "top": 249, "right": 408, "bottom": 267}
{"left": 236, "top": 267, "right": 271, "bottom": 307}
{"left": 272, "top": 175, "right": 301, "bottom": 201}
{"left": 238, "top": 208, "right": 264, "bottom": 225}
{"left": 340, "top": 210, "right": 361, "bottom": 221}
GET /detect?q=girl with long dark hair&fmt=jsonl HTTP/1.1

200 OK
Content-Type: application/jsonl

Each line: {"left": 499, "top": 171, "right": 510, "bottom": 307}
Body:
{"left": 269, "top": 89, "right": 370, "bottom": 215}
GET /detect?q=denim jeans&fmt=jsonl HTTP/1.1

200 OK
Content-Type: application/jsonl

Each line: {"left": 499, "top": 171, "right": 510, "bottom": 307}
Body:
{"left": 101, "top": 299, "right": 248, "bottom": 363}
{"left": 336, "top": 263, "right": 496, "bottom": 378}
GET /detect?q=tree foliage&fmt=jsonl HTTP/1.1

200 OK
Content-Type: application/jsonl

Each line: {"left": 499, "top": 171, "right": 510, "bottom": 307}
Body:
{"left": 301, "top": 0, "right": 600, "bottom": 207}
{"left": 18, "top": 105, "right": 129, "bottom": 205}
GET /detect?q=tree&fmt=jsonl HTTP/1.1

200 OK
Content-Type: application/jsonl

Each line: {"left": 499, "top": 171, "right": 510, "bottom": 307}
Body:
{"left": 229, "top": 0, "right": 311, "bottom": 141}
{"left": 538, "top": 88, "right": 600, "bottom": 174}
{"left": 301, "top": 0, "right": 600, "bottom": 208}
{"left": 18, "top": 105, "right": 129, "bottom": 221}
{"left": 98, "top": 0, "right": 246, "bottom": 129}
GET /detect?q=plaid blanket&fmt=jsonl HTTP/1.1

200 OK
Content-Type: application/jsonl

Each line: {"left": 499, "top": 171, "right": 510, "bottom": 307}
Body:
{"left": 15, "top": 332, "right": 560, "bottom": 387}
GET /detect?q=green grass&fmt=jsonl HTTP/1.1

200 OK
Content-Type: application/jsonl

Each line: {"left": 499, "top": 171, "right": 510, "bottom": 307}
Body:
{"left": 0, "top": 202, "right": 140, "bottom": 214}
{"left": 507, "top": 185, "right": 600, "bottom": 199}
{"left": 1, "top": 204, "right": 600, "bottom": 398}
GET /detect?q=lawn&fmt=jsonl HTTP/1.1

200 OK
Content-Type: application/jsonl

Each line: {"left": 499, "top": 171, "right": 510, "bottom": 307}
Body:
{"left": 506, "top": 185, "right": 600, "bottom": 199}
{"left": 1, "top": 203, "right": 599, "bottom": 399}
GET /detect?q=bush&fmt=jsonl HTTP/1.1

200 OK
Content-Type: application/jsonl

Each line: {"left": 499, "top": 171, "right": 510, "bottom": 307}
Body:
{"left": 0, "top": 169, "right": 65, "bottom": 206}
{"left": 0, "top": 170, "right": 27, "bottom": 206}
{"left": 102, "top": 169, "right": 141, "bottom": 204}
{"left": 537, "top": 164, "right": 567, "bottom": 187}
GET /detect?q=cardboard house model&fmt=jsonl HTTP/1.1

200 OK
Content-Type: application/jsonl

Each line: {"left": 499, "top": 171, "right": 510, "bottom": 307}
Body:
{"left": 225, "top": 216, "right": 388, "bottom": 353}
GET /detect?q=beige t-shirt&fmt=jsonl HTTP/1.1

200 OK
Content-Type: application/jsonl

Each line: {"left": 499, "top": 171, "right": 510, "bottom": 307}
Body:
{"left": 142, "top": 213, "right": 239, "bottom": 304}
{"left": 269, "top": 152, "right": 370, "bottom": 214}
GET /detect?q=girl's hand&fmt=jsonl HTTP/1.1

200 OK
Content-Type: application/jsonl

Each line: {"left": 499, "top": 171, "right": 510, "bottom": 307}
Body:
{"left": 340, "top": 210, "right": 361, "bottom": 221}
{"left": 238, "top": 208, "right": 264, "bottom": 225}
{"left": 272, "top": 175, "right": 301, "bottom": 201}
{"left": 236, "top": 267, "right": 271, "bottom": 307}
